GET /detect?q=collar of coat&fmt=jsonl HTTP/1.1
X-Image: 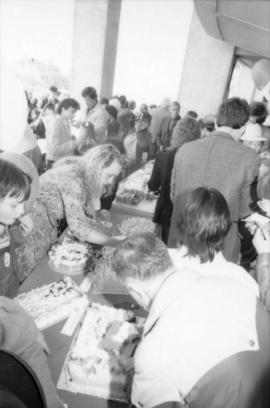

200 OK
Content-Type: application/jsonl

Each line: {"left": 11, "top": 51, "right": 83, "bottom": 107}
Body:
{"left": 143, "top": 268, "right": 200, "bottom": 337}
{"left": 212, "top": 130, "right": 236, "bottom": 142}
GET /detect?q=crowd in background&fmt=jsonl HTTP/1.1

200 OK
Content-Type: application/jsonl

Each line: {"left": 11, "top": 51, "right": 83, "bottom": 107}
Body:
{"left": 23, "top": 85, "right": 270, "bottom": 272}
{"left": 25, "top": 85, "right": 216, "bottom": 174}
{"left": 1, "top": 80, "right": 270, "bottom": 408}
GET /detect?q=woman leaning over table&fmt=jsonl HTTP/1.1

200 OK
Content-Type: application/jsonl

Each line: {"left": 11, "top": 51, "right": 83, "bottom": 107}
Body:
{"left": 16, "top": 144, "right": 125, "bottom": 281}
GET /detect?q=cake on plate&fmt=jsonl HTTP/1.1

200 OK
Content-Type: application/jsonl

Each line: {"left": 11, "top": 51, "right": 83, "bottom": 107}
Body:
{"left": 57, "top": 302, "right": 144, "bottom": 402}
{"left": 116, "top": 161, "right": 155, "bottom": 205}
{"left": 15, "top": 277, "right": 85, "bottom": 330}
{"left": 49, "top": 238, "right": 95, "bottom": 275}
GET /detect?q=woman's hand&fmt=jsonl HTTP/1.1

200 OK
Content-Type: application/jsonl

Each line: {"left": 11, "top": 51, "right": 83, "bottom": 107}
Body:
{"left": 99, "top": 209, "right": 111, "bottom": 221}
{"left": 154, "top": 223, "right": 162, "bottom": 238}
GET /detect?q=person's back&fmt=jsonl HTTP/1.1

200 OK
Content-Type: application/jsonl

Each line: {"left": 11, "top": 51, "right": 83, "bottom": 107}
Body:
{"left": 150, "top": 105, "right": 171, "bottom": 148}
{"left": 171, "top": 132, "right": 258, "bottom": 219}
{"left": 169, "top": 98, "right": 260, "bottom": 262}
{"left": 149, "top": 117, "right": 201, "bottom": 244}
{"left": 46, "top": 98, "right": 79, "bottom": 165}
{"left": 85, "top": 102, "right": 109, "bottom": 144}
{"left": 46, "top": 115, "right": 71, "bottom": 160}
{"left": 107, "top": 118, "right": 120, "bottom": 139}
{"left": 112, "top": 233, "right": 270, "bottom": 408}
{"left": 133, "top": 270, "right": 270, "bottom": 408}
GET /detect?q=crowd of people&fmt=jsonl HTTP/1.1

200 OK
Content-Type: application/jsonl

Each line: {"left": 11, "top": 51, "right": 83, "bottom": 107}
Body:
{"left": 0, "top": 81, "right": 270, "bottom": 408}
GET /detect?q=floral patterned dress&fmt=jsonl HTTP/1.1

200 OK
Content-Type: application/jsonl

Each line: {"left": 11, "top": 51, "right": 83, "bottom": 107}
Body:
{"left": 16, "top": 158, "right": 110, "bottom": 281}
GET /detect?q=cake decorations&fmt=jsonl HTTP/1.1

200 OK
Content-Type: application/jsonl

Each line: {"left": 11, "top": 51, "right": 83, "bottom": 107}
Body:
{"left": 116, "top": 161, "right": 155, "bottom": 205}
{"left": 57, "top": 302, "right": 144, "bottom": 401}
{"left": 49, "top": 238, "right": 95, "bottom": 276}
{"left": 15, "top": 277, "right": 86, "bottom": 330}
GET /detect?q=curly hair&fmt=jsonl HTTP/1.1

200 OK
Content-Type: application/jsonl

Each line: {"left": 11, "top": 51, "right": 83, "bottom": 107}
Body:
{"left": 170, "top": 117, "right": 201, "bottom": 149}
{"left": 79, "top": 144, "right": 124, "bottom": 200}
{"left": 175, "top": 187, "right": 231, "bottom": 263}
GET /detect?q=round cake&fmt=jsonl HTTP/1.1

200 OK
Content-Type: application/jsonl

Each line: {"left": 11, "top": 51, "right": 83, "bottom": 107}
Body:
{"left": 49, "top": 239, "right": 93, "bottom": 275}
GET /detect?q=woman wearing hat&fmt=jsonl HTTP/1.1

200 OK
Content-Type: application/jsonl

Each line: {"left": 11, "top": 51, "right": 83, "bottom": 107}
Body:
{"left": 241, "top": 123, "right": 267, "bottom": 153}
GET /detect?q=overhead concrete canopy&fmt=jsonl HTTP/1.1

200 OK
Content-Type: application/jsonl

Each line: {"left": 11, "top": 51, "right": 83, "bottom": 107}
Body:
{"left": 194, "top": 0, "right": 270, "bottom": 58}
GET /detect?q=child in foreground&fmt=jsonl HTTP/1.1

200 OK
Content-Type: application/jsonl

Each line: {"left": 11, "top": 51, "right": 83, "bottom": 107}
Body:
{"left": 0, "top": 158, "right": 34, "bottom": 297}
{"left": 0, "top": 158, "right": 64, "bottom": 407}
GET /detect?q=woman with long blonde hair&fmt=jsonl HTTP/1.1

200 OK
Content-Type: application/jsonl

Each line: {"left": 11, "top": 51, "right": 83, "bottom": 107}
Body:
{"left": 16, "top": 144, "right": 125, "bottom": 280}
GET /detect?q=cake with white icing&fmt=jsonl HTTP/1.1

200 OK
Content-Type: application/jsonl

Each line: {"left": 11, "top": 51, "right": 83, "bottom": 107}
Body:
{"left": 49, "top": 238, "right": 94, "bottom": 275}
{"left": 57, "top": 302, "right": 144, "bottom": 401}
{"left": 116, "top": 161, "right": 155, "bottom": 205}
{"left": 15, "top": 277, "right": 84, "bottom": 330}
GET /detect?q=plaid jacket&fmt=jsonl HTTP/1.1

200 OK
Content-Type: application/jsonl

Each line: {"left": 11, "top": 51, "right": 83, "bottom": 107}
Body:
{"left": 168, "top": 132, "right": 260, "bottom": 260}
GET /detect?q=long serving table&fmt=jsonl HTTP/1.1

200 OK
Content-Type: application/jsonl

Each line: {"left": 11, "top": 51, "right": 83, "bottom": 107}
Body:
{"left": 18, "top": 163, "right": 157, "bottom": 407}
{"left": 112, "top": 161, "right": 157, "bottom": 220}
{"left": 111, "top": 198, "right": 156, "bottom": 220}
{"left": 20, "top": 256, "right": 145, "bottom": 408}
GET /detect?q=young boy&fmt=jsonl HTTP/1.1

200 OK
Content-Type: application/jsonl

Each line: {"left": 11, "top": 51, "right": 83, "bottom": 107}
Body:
{"left": 0, "top": 158, "right": 64, "bottom": 408}
{"left": 0, "top": 159, "right": 32, "bottom": 297}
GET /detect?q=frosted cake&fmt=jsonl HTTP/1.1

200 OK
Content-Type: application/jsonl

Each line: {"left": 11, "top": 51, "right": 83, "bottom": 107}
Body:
{"left": 15, "top": 277, "right": 85, "bottom": 330}
{"left": 57, "top": 302, "right": 144, "bottom": 401}
{"left": 49, "top": 238, "right": 94, "bottom": 275}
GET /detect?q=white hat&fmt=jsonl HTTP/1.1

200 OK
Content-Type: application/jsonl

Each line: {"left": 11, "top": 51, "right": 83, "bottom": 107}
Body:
{"left": 241, "top": 123, "right": 267, "bottom": 142}
{"left": 109, "top": 98, "right": 121, "bottom": 111}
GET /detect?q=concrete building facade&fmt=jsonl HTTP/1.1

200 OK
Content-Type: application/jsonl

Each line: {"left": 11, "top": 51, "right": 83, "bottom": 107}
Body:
{"left": 177, "top": 10, "right": 235, "bottom": 117}
{"left": 72, "top": 0, "right": 263, "bottom": 116}
{"left": 71, "top": 0, "right": 121, "bottom": 100}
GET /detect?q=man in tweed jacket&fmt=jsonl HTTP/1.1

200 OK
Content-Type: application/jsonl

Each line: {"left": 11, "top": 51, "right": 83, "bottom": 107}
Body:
{"left": 168, "top": 98, "right": 260, "bottom": 263}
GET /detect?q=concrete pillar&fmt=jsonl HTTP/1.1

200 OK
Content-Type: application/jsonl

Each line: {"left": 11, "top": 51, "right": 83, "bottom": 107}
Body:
{"left": 71, "top": 0, "right": 122, "bottom": 100}
{"left": 178, "top": 9, "right": 235, "bottom": 117}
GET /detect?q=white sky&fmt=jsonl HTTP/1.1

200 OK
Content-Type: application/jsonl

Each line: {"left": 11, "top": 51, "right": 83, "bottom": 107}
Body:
{"left": 0, "top": 0, "right": 193, "bottom": 104}
{"left": 0, "top": 0, "right": 74, "bottom": 75}
{"left": 114, "top": 0, "right": 193, "bottom": 105}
